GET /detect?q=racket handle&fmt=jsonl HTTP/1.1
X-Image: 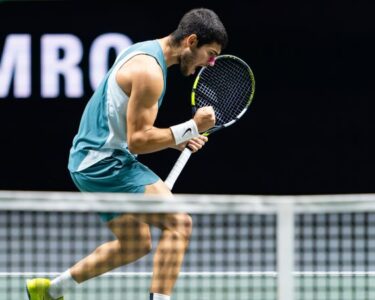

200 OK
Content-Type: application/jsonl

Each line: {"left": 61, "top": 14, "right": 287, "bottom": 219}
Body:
{"left": 165, "top": 148, "right": 193, "bottom": 190}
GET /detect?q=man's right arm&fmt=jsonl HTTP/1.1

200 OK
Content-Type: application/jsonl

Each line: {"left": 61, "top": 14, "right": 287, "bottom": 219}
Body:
{"left": 117, "top": 56, "right": 215, "bottom": 155}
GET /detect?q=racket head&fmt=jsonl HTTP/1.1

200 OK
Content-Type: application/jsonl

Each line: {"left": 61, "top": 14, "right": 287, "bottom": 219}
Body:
{"left": 191, "top": 55, "right": 255, "bottom": 135}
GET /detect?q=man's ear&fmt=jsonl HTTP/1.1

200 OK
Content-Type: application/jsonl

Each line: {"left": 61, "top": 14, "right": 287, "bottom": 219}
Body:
{"left": 186, "top": 34, "right": 198, "bottom": 48}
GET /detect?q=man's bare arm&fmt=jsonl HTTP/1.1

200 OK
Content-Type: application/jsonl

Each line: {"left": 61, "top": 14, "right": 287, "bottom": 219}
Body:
{"left": 118, "top": 56, "right": 175, "bottom": 154}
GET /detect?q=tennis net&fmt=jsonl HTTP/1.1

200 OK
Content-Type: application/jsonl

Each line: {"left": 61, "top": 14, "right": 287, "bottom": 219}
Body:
{"left": 0, "top": 191, "right": 374, "bottom": 300}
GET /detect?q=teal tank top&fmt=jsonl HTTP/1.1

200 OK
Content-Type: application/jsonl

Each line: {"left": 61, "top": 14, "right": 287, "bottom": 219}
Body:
{"left": 68, "top": 40, "right": 167, "bottom": 172}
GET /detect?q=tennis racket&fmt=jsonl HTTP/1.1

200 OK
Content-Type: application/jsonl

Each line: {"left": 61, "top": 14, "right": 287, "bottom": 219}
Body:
{"left": 164, "top": 54, "right": 255, "bottom": 190}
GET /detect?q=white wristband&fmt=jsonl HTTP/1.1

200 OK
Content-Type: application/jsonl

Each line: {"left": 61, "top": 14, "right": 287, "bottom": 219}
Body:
{"left": 170, "top": 119, "right": 200, "bottom": 145}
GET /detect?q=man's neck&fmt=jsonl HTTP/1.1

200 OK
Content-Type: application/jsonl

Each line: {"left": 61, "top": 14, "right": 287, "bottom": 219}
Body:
{"left": 157, "top": 36, "right": 180, "bottom": 67}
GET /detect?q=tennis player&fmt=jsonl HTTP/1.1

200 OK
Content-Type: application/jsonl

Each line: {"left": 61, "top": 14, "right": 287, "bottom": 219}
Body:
{"left": 26, "top": 7, "right": 227, "bottom": 300}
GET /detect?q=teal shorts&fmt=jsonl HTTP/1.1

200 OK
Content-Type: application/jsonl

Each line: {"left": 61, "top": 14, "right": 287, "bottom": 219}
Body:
{"left": 70, "top": 153, "right": 159, "bottom": 222}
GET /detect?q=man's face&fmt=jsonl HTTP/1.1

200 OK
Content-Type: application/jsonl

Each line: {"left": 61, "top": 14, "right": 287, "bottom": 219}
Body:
{"left": 179, "top": 40, "right": 221, "bottom": 77}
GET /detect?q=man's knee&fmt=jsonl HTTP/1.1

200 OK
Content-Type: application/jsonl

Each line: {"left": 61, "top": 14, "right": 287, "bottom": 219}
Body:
{"left": 167, "top": 213, "right": 193, "bottom": 240}
{"left": 117, "top": 231, "right": 152, "bottom": 259}
{"left": 109, "top": 215, "right": 153, "bottom": 258}
{"left": 120, "top": 227, "right": 152, "bottom": 251}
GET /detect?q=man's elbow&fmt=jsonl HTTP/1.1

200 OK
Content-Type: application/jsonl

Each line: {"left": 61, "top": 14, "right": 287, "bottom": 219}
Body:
{"left": 127, "top": 132, "right": 147, "bottom": 154}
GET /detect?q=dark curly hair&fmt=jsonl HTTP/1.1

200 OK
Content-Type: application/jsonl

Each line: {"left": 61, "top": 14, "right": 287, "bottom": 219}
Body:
{"left": 170, "top": 8, "right": 228, "bottom": 49}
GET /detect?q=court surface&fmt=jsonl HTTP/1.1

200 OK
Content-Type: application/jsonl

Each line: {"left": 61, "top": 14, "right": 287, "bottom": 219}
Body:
{"left": 1, "top": 272, "right": 375, "bottom": 300}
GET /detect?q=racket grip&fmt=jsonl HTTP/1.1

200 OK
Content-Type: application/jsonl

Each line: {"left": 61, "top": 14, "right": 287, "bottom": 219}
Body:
{"left": 165, "top": 148, "right": 193, "bottom": 190}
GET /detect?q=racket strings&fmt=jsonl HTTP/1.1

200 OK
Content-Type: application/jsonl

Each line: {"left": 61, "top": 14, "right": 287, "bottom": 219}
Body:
{"left": 195, "top": 58, "right": 254, "bottom": 126}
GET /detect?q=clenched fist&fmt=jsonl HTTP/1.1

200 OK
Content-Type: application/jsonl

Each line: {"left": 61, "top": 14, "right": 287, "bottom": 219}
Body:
{"left": 193, "top": 106, "right": 216, "bottom": 133}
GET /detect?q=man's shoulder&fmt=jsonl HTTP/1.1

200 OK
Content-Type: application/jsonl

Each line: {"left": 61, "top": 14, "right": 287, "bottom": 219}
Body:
{"left": 121, "top": 54, "right": 163, "bottom": 83}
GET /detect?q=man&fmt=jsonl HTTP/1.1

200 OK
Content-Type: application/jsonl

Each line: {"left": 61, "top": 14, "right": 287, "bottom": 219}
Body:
{"left": 26, "top": 7, "right": 227, "bottom": 300}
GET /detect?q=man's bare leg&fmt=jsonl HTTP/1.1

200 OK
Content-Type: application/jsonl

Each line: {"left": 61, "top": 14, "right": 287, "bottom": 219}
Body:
{"left": 143, "top": 180, "right": 193, "bottom": 295}
{"left": 45, "top": 179, "right": 189, "bottom": 299}
{"left": 44, "top": 213, "right": 153, "bottom": 299}
{"left": 70, "top": 214, "right": 153, "bottom": 282}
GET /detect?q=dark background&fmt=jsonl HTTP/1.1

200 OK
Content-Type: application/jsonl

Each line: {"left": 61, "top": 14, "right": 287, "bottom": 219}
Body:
{"left": 0, "top": 0, "right": 374, "bottom": 195}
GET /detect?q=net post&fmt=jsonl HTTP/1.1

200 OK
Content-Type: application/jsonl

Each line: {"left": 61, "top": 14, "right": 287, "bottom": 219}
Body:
{"left": 277, "top": 200, "right": 295, "bottom": 300}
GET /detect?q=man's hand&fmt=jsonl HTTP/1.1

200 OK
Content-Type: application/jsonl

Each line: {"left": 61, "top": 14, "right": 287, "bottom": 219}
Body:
{"left": 173, "top": 135, "right": 208, "bottom": 153}
{"left": 193, "top": 106, "right": 216, "bottom": 133}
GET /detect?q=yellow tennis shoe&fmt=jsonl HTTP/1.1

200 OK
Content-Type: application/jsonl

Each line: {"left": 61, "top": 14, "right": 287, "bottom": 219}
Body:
{"left": 26, "top": 278, "right": 63, "bottom": 300}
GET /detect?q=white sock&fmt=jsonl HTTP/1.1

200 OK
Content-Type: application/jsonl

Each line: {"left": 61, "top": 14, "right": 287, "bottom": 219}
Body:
{"left": 150, "top": 293, "right": 171, "bottom": 300}
{"left": 48, "top": 270, "right": 79, "bottom": 299}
